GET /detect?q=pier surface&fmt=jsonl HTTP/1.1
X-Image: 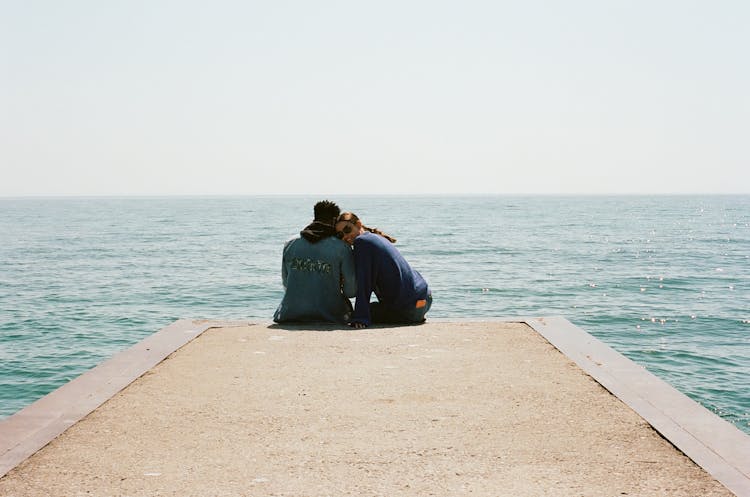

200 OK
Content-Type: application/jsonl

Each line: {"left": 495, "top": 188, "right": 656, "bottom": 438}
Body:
{"left": 1, "top": 319, "right": 748, "bottom": 496}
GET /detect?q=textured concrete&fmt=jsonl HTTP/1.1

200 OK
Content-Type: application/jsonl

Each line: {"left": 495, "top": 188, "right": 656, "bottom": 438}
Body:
{"left": 0, "top": 319, "right": 747, "bottom": 496}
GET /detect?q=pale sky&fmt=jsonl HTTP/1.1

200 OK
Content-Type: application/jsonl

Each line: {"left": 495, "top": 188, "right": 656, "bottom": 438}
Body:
{"left": 1, "top": 1, "right": 748, "bottom": 196}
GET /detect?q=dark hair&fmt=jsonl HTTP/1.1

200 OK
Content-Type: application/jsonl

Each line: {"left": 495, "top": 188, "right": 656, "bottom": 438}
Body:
{"left": 336, "top": 212, "right": 397, "bottom": 243}
{"left": 313, "top": 200, "right": 341, "bottom": 224}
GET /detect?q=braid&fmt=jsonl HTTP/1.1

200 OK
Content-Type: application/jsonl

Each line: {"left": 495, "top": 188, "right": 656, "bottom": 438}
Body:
{"left": 363, "top": 226, "right": 397, "bottom": 243}
{"left": 337, "top": 212, "right": 397, "bottom": 243}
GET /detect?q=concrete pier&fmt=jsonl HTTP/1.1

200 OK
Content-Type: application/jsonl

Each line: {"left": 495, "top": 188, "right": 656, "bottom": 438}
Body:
{"left": 1, "top": 318, "right": 748, "bottom": 496}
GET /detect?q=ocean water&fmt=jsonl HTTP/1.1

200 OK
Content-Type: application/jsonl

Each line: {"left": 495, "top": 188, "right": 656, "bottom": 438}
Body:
{"left": 1, "top": 195, "right": 748, "bottom": 434}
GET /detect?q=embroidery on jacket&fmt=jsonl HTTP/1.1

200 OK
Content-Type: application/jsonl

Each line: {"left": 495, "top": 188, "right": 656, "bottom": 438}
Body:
{"left": 290, "top": 257, "right": 332, "bottom": 274}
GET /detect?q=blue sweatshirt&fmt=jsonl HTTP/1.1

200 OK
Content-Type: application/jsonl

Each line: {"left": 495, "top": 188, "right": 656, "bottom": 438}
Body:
{"left": 351, "top": 231, "right": 429, "bottom": 326}
{"left": 273, "top": 236, "right": 356, "bottom": 323}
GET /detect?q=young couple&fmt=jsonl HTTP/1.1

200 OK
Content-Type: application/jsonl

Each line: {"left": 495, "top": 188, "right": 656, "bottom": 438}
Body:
{"left": 273, "top": 200, "right": 432, "bottom": 328}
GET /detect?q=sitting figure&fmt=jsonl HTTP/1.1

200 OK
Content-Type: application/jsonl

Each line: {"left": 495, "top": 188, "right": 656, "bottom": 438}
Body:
{"left": 273, "top": 200, "right": 356, "bottom": 323}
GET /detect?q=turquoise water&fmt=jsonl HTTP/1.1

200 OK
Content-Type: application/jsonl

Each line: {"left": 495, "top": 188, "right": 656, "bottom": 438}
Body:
{"left": 1, "top": 195, "right": 748, "bottom": 434}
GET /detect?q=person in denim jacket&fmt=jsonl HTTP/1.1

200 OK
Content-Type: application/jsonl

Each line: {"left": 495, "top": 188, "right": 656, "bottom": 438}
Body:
{"left": 274, "top": 201, "right": 356, "bottom": 323}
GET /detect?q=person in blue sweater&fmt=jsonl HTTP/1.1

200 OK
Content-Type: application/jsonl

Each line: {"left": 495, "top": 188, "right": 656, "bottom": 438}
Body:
{"left": 273, "top": 201, "right": 356, "bottom": 323}
{"left": 334, "top": 212, "right": 432, "bottom": 328}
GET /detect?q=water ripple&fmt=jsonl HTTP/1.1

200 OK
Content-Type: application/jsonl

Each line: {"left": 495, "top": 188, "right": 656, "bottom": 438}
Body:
{"left": 1, "top": 195, "right": 748, "bottom": 434}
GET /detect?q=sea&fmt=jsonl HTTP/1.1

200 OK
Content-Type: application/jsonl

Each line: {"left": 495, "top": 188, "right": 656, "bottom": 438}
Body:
{"left": 1, "top": 195, "right": 748, "bottom": 435}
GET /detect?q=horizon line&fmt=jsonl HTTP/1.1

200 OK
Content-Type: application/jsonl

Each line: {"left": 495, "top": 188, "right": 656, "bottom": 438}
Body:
{"left": 1, "top": 192, "right": 749, "bottom": 199}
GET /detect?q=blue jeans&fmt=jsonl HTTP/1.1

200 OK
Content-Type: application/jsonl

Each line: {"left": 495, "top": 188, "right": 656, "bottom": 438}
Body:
{"left": 369, "top": 293, "right": 433, "bottom": 324}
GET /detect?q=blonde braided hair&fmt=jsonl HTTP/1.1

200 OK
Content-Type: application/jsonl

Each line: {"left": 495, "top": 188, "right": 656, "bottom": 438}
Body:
{"left": 337, "top": 212, "right": 397, "bottom": 243}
